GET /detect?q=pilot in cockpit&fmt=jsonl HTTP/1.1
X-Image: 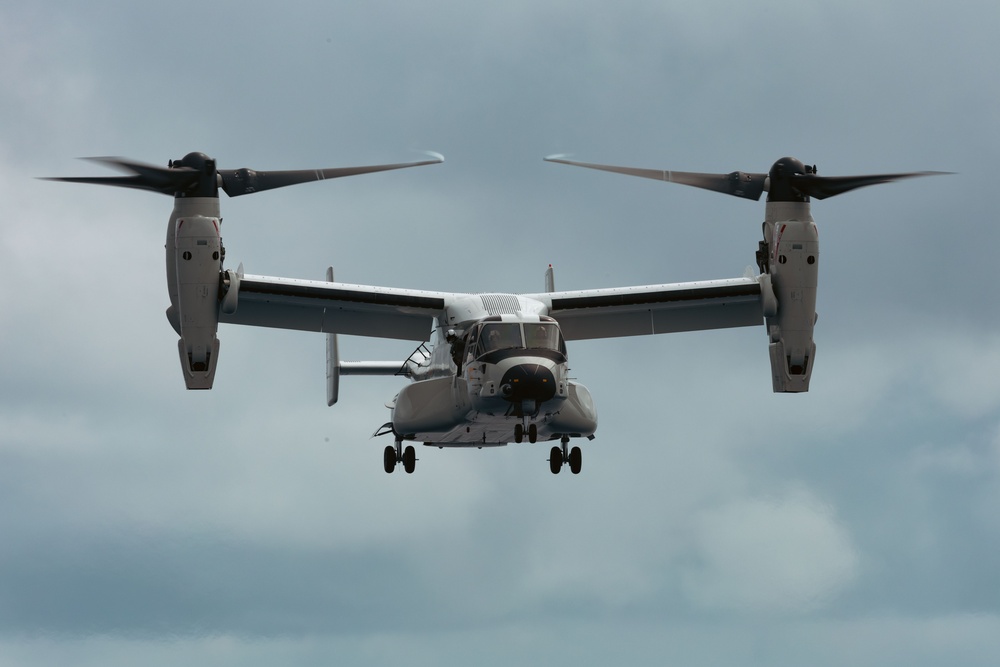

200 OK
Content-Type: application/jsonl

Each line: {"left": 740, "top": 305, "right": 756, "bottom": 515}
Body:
{"left": 531, "top": 325, "right": 549, "bottom": 349}
{"left": 479, "top": 323, "right": 523, "bottom": 355}
{"left": 487, "top": 329, "right": 502, "bottom": 350}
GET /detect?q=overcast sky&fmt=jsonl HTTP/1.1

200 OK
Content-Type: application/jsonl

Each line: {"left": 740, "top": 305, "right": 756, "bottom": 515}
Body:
{"left": 2, "top": 1, "right": 999, "bottom": 665}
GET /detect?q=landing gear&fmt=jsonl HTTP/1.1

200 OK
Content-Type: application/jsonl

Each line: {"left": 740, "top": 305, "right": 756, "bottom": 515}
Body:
{"left": 514, "top": 422, "right": 538, "bottom": 444}
{"left": 549, "top": 446, "right": 562, "bottom": 474}
{"left": 384, "top": 440, "right": 417, "bottom": 474}
{"left": 402, "top": 445, "right": 416, "bottom": 473}
{"left": 548, "top": 436, "right": 582, "bottom": 475}
{"left": 568, "top": 445, "right": 582, "bottom": 474}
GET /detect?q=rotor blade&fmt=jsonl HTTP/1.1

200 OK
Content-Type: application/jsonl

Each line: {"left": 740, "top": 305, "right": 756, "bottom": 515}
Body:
{"left": 40, "top": 156, "right": 200, "bottom": 195}
{"left": 544, "top": 155, "right": 767, "bottom": 201}
{"left": 40, "top": 175, "right": 175, "bottom": 194}
{"left": 84, "top": 156, "right": 189, "bottom": 179}
{"left": 218, "top": 152, "right": 445, "bottom": 197}
{"left": 790, "top": 171, "right": 949, "bottom": 200}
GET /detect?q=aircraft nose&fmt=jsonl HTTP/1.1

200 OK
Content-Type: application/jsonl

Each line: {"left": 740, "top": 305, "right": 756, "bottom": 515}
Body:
{"left": 499, "top": 363, "right": 556, "bottom": 403}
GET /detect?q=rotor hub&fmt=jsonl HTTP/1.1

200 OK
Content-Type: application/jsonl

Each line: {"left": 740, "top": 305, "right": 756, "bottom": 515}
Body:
{"left": 767, "top": 157, "right": 809, "bottom": 203}
{"left": 170, "top": 152, "right": 219, "bottom": 198}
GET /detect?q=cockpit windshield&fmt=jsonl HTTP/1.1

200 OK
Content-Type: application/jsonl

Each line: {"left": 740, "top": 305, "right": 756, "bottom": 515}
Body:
{"left": 474, "top": 321, "right": 567, "bottom": 360}
{"left": 524, "top": 323, "right": 562, "bottom": 352}
{"left": 478, "top": 323, "right": 522, "bottom": 354}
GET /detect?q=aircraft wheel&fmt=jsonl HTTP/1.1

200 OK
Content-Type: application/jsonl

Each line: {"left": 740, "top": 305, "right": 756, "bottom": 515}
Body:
{"left": 549, "top": 445, "right": 562, "bottom": 475}
{"left": 402, "top": 445, "right": 417, "bottom": 474}
{"left": 568, "top": 446, "right": 582, "bottom": 475}
{"left": 383, "top": 445, "right": 397, "bottom": 474}
{"left": 528, "top": 423, "right": 537, "bottom": 443}
{"left": 514, "top": 423, "right": 524, "bottom": 443}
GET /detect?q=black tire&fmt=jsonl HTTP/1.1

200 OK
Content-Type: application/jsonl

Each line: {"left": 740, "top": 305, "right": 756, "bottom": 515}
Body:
{"left": 528, "top": 423, "right": 537, "bottom": 443}
{"left": 514, "top": 423, "right": 523, "bottom": 443}
{"left": 549, "top": 446, "right": 562, "bottom": 475}
{"left": 383, "top": 445, "right": 397, "bottom": 474}
{"left": 568, "top": 446, "right": 582, "bottom": 474}
{"left": 403, "top": 445, "right": 417, "bottom": 474}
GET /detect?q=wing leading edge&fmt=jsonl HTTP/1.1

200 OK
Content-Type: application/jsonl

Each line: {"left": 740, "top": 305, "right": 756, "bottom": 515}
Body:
{"left": 524, "top": 277, "right": 764, "bottom": 340}
{"left": 220, "top": 274, "right": 453, "bottom": 341}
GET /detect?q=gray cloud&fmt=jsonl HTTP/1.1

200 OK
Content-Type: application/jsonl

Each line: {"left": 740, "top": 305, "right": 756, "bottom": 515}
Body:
{"left": 2, "top": 1, "right": 999, "bottom": 665}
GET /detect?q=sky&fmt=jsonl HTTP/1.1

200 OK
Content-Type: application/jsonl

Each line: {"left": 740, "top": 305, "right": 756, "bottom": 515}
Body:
{"left": 2, "top": 1, "right": 999, "bottom": 665}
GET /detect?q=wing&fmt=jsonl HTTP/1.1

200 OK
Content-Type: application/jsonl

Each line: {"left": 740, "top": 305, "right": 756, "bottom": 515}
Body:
{"left": 524, "top": 276, "right": 764, "bottom": 340}
{"left": 220, "top": 274, "right": 454, "bottom": 341}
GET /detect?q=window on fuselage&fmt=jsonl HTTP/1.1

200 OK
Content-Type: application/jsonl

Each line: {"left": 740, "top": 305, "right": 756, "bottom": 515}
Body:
{"left": 477, "top": 323, "right": 523, "bottom": 356}
{"left": 524, "top": 322, "right": 567, "bottom": 356}
{"left": 474, "top": 321, "right": 567, "bottom": 360}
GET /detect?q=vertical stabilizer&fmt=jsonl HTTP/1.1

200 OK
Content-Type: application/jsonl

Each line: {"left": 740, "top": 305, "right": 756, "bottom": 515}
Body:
{"left": 544, "top": 264, "right": 555, "bottom": 293}
{"left": 326, "top": 267, "right": 340, "bottom": 406}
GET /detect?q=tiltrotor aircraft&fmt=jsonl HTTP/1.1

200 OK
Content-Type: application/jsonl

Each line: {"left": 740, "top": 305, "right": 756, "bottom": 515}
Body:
{"left": 47, "top": 152, "right": 941, "bottom": 474}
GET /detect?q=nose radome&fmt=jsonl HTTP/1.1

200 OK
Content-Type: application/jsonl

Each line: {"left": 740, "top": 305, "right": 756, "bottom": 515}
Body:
{"left": 499, "top": 363, "right": 556, "bottom": 403}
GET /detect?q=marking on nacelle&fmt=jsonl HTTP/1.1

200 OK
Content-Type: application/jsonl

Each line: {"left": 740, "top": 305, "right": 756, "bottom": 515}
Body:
{"left": 772, "top": 223, "right": 787, "bottom": 263}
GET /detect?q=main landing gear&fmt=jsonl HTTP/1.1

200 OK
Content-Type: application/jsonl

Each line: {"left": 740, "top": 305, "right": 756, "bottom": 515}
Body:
{"left": 548, "top": 436, "right": 582, "bottom": 475}
{"left": 384, "top": 440, "right": 416, "bottom": 474}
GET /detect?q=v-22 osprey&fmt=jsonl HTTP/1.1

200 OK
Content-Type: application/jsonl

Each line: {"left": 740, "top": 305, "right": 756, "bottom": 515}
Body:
{"left": 46, "top": 152, "right": 942, "bottom": 474}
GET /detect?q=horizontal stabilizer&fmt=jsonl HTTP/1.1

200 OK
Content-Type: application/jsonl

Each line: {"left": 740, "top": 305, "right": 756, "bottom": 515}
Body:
{"left": 340, "top": 361, "right": 413, "bottom": 377}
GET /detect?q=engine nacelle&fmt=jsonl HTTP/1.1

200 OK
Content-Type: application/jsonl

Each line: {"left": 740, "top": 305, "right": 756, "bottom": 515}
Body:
{"left": 166, "top": 199, "right": 223, "bottom": 389}
{"left": 761, "top": 203, "right": 818, "bottom": 393}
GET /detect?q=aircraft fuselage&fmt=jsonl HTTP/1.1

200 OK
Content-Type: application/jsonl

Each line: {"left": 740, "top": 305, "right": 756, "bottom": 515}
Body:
{"left": 389, "top": 303, "right": 598, "bottom": 446}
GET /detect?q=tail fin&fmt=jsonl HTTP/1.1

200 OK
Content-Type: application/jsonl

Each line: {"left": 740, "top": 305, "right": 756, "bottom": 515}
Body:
{"left": 326, "top": 267, "right": 340, "bottom": 406}
{"left": 544, "top": 264, "right": 555, "bottom": 292}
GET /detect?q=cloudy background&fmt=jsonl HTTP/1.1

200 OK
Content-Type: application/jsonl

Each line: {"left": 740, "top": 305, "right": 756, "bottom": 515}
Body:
{"left": 1, "top": 1, "right": 998, "bottom": 665}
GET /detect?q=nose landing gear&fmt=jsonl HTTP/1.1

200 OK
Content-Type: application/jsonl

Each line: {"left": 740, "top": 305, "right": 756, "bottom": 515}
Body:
{"left": 548, "top": 436, "right": 582, "bottom": 475}
{"left": 513, "top": 422, "right": 538, "bottom": 444}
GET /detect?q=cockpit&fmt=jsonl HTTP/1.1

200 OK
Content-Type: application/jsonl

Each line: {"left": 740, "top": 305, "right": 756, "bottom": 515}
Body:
{"left": 467, "top": 318, "right": 567, "bottom": 363}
